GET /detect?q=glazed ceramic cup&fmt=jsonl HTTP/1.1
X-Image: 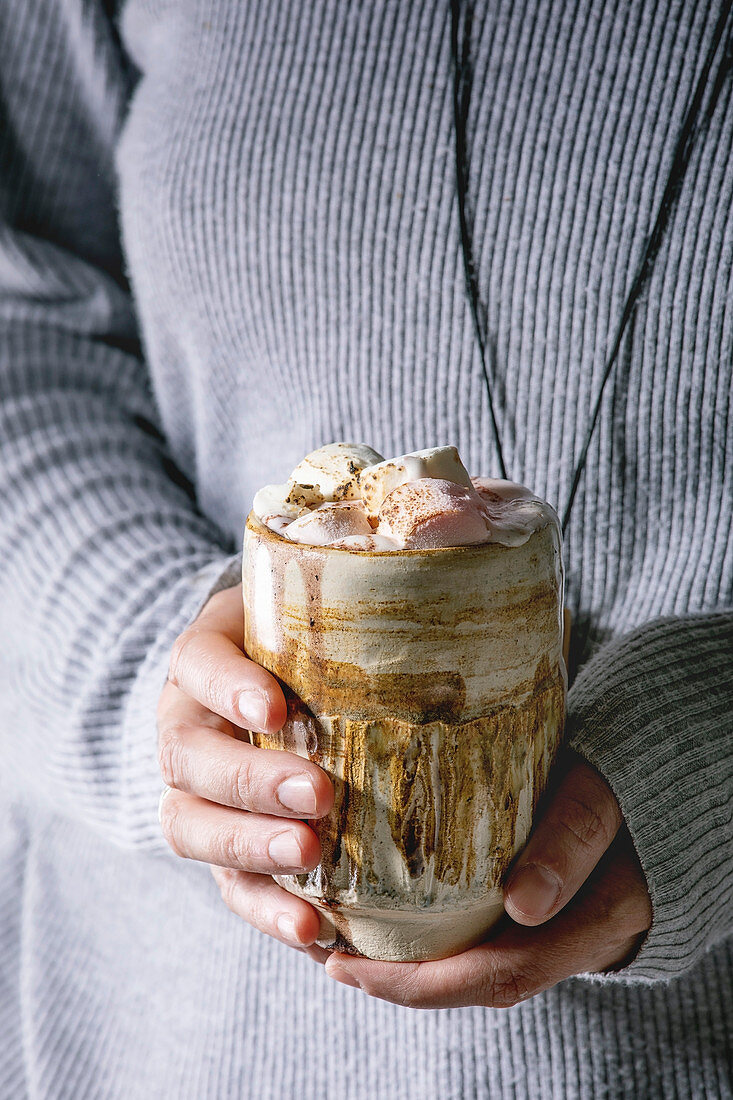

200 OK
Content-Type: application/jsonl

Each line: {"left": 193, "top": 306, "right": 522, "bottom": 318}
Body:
{"left": 242, "top": 511, "right": 566, "bottom": 962}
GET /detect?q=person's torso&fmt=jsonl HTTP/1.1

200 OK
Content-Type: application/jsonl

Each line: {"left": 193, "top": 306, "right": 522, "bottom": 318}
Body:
{"left": 116, "top": 0, "right": 733, "bottom": 658}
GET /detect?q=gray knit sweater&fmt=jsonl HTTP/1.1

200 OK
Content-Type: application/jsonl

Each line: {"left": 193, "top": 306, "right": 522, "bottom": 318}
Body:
{"left": 1, "top": 1, "right": 731, "bottom": 1097}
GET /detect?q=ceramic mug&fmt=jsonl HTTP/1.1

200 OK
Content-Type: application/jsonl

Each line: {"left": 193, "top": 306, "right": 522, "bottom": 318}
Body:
{"left": 242, "top": 511, "right": 566, "bottom": 961}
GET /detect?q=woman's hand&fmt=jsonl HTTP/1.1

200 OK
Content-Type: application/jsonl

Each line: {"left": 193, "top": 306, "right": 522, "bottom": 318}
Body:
{"left": 157, "top": 589, "right": 652, "bottom": 999}
{"left": 156, "top": 583, "right": 334, "bottom": 953}
{"left": 324, "top": 752, "right": 653, "bottom": 1007}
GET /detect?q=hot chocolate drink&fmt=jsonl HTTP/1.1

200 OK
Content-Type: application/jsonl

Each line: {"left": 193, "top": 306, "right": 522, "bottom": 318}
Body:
{"left": 243, "top": 443, "right": 566, "bottom": 961}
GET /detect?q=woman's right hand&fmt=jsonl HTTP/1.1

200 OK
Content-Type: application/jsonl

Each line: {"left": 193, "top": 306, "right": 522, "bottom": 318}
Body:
{"left": 156, "top": 583, "right": 335, "bottom": 957}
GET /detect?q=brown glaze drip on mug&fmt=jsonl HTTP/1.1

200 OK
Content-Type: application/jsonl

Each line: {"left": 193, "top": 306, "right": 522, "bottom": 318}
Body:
{"left": 251, "top": 663, "right": 564, "bottom": 908}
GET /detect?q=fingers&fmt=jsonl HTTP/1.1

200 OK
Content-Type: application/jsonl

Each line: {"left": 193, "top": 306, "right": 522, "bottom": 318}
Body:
{"left": 159, "top": 786, "right": 322, "bottom": 874}
{"left": 210, "top": 865, "right": 333, "bottom": 963}
{"left": 503, "top": 754, "right": 623, "bottom": 926}
{"left": 325, "top": 834, "right": 652, "bottom": 1009}
{"left": 210, "top": 865, "right": 324, "bottom": 948}
{"left": 301, "top": 942, "right": 333, "bottom": 965}
{"left": 166, "top": 585, "right": 287, "bottom": 735}
{"left": 161, "top": 586, "right": 339, "bottom": 963}
{"left": 157, "top": 685, "right": 334, "bottom": 818}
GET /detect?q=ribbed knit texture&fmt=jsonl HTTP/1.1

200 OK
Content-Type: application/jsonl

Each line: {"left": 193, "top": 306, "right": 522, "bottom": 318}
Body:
{"left": 0, "top": 1, "right": 731, "bottom": 1097}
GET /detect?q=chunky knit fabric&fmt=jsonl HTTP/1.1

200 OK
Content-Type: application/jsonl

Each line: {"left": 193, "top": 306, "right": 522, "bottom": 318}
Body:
{"left": 1, "top": 1, "right": 731, "bottom": 1096}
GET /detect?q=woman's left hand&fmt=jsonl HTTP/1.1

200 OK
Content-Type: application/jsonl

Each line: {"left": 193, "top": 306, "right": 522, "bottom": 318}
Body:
{"left": 323, "top": 751, "right": 653, "bottom": 1008}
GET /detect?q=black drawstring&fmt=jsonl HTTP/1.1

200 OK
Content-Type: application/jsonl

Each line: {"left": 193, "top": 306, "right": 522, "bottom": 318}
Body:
{"left": 450, "top": 0, "right": 733, "bottom": 534}
{"left": 450, "top": 0, "right": 508, "bottom": 480}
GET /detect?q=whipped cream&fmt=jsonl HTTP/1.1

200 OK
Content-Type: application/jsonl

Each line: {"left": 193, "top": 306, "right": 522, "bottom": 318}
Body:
{"left": 252, "top": 443, "right": 559, "bottom": 550}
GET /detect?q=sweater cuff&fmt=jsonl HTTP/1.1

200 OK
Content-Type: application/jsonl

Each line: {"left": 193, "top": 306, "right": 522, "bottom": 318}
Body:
{"left": 565, "top": 613, "right": 733, "bottom": 983}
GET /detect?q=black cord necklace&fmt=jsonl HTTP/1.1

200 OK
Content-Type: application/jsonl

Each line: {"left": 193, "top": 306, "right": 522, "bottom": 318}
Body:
{"left": 450, "top": 0, "right": 733, "bottom": 535}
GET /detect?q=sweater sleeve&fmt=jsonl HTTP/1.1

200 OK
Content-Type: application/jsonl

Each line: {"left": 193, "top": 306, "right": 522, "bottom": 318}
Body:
{"left": 0, "top": 0, "right": 243, "bottom": 851}
{"left": 565, "top": 612, "right": 733, "bottom": 983}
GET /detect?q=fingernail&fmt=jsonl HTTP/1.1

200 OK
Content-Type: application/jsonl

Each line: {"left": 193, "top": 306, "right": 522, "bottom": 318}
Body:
{"left": 326, "top": 962, "right": 360, "bottom": 989}
{"left": 268, "top": 830, "right": 306, "bottom": 869}
{"left": 277, "top": 774, "right": 317, "bottom": 815}
{"left": 238, "top": 689, "right": 269, "bottom": 731}
{"left": 506, "top": 864, "right": 561, "bottom": 920}
{"left": 276, "top": 913, "right": 302, "bottom": 946}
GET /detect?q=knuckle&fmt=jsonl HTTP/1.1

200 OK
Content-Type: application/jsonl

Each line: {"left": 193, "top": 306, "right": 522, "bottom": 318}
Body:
{"left": 231, "top": 758, "right": 257, "bottom": 809}
{"left": 250, "top": 893, "right": 276, "bottom": 936}
{"left": 373, "top": 964, "right": 424, "bottom": 1008}
{"left": 558, "top": 793, "right": 617, "bottom": 853}
{"left": 196, "top": 648, "right": 241, "bottom": 720}
{"left": 392, "top": 984, "right": 419, "bottom": 1009}
{"left": 168, "top": 629, "right": 194, "bottom": 687}
{"left": 484, "top": 965, "right": 540, "bottom": 1009}
{"left": 156, "top": 679, "right": 176, "bottom": 722}
{"left": 220, "top": 826, "right": 250, "bottom": 870}
{"left": 157, "top": 724, "right": 188, "bottom": 790}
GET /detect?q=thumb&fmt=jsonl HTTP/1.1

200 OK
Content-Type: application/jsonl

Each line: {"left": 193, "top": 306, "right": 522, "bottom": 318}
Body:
{"left": 503, "top": 754, "right": 623, "bottom": 926}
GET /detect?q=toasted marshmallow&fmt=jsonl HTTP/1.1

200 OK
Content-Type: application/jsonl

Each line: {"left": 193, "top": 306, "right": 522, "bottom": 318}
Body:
{"left": 283, "top": 500, "right": 374, "bottom": 545}
{"left": 253, "top": 480, "right": 325, "bottom": 524}
{"left": 359, "top": 446, "right": 473, "bottom": 520}
{"left": 327, "top": 533, "right": 401, "bottom": 552}
{"left": 471, "top": 477, "right": 559, "bottom": 547}
{"left": 376, "top": 478, "right": 492, "bottom": 549}
{"left": 253, "top": 443, "right": 557, "bottom": 551}
{"left": 470, "top": 477, "right": 535, "bottom": 503}
{"left": 261, "top": 513, "right": 294, "bottom": 536}
{"left": 290, "top": 442, "right": 385, "bottom": 501}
